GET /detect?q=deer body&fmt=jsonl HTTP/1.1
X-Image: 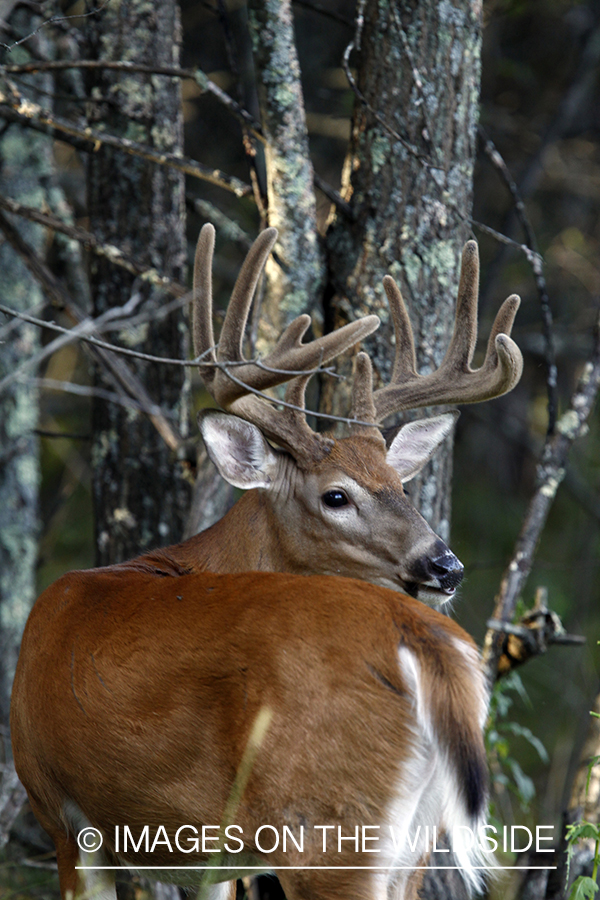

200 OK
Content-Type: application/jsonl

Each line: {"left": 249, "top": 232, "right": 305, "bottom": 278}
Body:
{"left": 11, "top": 226, "right": 523, "bottom": 899}
{"left": 11, "top": 569, "right": 489, "bottom": 900}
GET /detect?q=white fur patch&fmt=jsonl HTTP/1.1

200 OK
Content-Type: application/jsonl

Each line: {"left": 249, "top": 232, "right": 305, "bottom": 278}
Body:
{"left": 374, "top": 647, "right": 489, "bottom": 897}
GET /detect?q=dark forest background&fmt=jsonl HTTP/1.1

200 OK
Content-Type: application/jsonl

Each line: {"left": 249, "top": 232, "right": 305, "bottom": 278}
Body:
{"left": 1, "top": 1, "right": 599, "bottom": 899}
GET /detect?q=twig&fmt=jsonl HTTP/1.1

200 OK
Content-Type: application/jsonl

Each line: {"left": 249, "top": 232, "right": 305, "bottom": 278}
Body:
{"left": 390, "top": 5, "right": 436, "bottom": 154}
{"left": 0, "top": 193, "right": 189, "bottom": 296}
{"left": 313, "top": 172, "right": 353, "bottom": 220}
{"left": 0, "top": 221, "right": 183, "bottom": 450}
{"left": 0, "top": 0, "right": 111, "bottom": 53}
{"left": 0, "top": 303, "right": 204, "bottom": 369}
{"left": 342, "top": 38, "right": 434, "bottom": 168}
{"left": 0, "top": 293, "right": 145, "bottom": 394}
{"left": 31, "top": 377, "right": 179, "bottom": 420}
{"left": 482, "top": 312, "right": 600, "bottom": 684}
{"left": 187, "top": 197, "right": 253, "bottom": 249}
{"left": 218, "top": 365, "right": 379, "bottom": 429}
{"left": 0, "top": 79, "right": 252, "bottom": 197}
{"left": 479, "top": 127, "right": 558, "bottom": 434}
{"left": 0, "top": 304, "right": 339, "bottom": 379}
{"left": 0, "top": 59, "right": 265, "bottom": 142}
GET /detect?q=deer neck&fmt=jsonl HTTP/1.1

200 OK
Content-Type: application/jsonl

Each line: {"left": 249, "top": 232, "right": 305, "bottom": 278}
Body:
{"left": 161, "top": 491, "right": 285, "bottom": 575}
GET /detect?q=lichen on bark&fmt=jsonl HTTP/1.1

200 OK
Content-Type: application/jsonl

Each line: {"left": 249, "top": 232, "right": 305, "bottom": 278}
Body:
{"left": 85, "top": 0, "right": 190, "bottom": 564}
{"left": 326, "top": 0, "right": 482, "bottom": 537}
{"left": 247, "top": 0, "right": 325, "bottom": 352}
{"left": 0, "top": 79, "right": 50, "bottom": 726}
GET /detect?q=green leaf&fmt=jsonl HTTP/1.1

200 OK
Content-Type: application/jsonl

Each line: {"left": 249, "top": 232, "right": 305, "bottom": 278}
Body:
{"left": 506, "top": 758, "right": 535, "bottom": 807}
{"left": 568, "top": 876, "right": 599, "bottom": 900}
{"left": 566, "top": 823, "right": 600, "bottom": 844}
{"left": 501, "top": 722, "right": 549, "bottom": 762}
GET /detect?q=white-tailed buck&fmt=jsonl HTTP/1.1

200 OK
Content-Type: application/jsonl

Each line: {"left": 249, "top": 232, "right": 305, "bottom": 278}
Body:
{"left": 11, "top": 227, "right": 522, "bottom": 900}
{"left": 119, "top": 224, "right": 523, "bottom": 605}
{"left": 12, "top": 569, "right": 490, "bottom": 900}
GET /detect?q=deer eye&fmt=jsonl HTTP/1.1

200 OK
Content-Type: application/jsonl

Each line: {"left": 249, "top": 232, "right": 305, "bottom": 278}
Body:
{"left": 322, "top": 489, "right": 349, "bottom": 509}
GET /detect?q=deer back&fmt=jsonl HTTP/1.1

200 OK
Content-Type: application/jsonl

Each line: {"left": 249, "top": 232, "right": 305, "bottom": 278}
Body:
{"left": 11, "top": 568, "right": 488, "bottom": 900}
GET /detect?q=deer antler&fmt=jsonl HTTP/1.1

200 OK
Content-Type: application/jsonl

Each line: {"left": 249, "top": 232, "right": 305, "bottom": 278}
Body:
{"left": 351, "top": 240, "right": 523, "bottom": 429}
{"left": 193, "top": 223, "right": 380, "bottom": 462}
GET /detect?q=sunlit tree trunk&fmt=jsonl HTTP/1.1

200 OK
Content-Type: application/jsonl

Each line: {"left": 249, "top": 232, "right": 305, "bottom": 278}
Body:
{"left": 327, "top": 0, "right": 482, "bottom": 543}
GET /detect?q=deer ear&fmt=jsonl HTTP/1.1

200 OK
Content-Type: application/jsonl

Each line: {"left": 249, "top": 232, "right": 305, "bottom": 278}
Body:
{"left": 386, "top": 412, "right": 459, "bottom": 483}
{"left": 198, "top": 410, "right": 281, "bottom": 490}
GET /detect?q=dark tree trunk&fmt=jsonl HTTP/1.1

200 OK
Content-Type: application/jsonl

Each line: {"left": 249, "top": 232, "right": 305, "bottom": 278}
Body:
{"left": 327, "top": 0, "right": 482, "bottom": 541}
{"left": 85, "top": 0, "right": 189, "bottom": 565}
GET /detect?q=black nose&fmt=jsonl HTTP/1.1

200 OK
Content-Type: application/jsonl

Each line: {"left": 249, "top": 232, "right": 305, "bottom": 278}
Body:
{"left": 429, "top": 551, "right": 464, "bottom": 590}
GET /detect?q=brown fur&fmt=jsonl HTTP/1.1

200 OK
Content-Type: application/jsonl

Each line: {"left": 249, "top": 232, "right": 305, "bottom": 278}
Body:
{"left": 11, "top": 569, "right": 487, "bottom": 900}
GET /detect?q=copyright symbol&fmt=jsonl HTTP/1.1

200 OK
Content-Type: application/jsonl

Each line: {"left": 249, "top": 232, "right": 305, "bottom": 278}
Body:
{"left": 77, "top": 827, "right": 103, "bottom": 853}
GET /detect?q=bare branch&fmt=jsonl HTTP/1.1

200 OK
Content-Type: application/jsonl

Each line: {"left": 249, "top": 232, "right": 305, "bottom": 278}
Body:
{"left": 482, "top": 312, "right": 600, "bottom": 683}
{"left": 0, "top": 79, "right": 253, "bottom": 197}
{"left": 0, "top": 222, "right": 183, "bottom": 451}
{"left": 0, "top": 194, "right": 189, "bottom": 296}
{"left": 479, "top": 127, "right": 558, "bottom": 434}
{"left": 32, "top": 377, "right": 179, "bottom": 420}
{"left": 0, "top": 0, "right": 110, "bottom": 53}
{"left": 0, "top": 59, "right": 265, "bottom": 142}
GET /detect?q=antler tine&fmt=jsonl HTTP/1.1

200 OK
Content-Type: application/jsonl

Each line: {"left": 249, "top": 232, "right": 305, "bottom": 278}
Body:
{"left": 217, "top": 227, "right": 278, "bottom": 364}
{"left": 350, "top": 352, "right": 380, "bottom": 436}
{"left": 262, "top": 313, "right": 381, "bottom": 380}
{"left": 382, "top": 276, "right": 418, "bottom": 384}
{"left": 442, "top": 239, "right": 480, "bottom": 370}
{"left": 192, "top": 223, "right": 217, "bottom": 366}
{"left": 373, "top": 240, "right": 524, "bottom": 422}
{"left": 194, "top": 224, "right": 381, "bottom": 462}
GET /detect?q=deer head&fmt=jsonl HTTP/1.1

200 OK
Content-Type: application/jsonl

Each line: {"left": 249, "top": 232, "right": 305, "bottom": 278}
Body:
{"left": 178, "top": 224, "right": 522, "bottom": 606}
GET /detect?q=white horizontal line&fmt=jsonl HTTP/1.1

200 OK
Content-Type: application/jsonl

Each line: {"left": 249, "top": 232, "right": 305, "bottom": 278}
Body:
{"left": 76, "top": 866, "right": 557, "bottom": 871}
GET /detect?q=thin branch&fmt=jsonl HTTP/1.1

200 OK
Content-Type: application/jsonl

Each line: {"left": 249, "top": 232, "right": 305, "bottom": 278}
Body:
{"left": 314, "top": 172, "right": 354, "bottom": 220}
{"left": 0, "top": 194, "right": 189, "bottom": 296}
{"left": 342, "top": 21, "right": 436, "bottom": 169}
{"left": 218, "top": 365, "right": 380, "bottom": 430}
{"left": 187, "top": 197, "right": 253, "bottom": 249}
{"left": 31, "top": 377, "right": 179, "bottom": 420}
{"left": 0, "top": 293, "right": 145, "bottom": 394}
{"left": 0, "top": 59, "right": 266, "bottom": 142}
{"left": 0, "top": 0, "right": 111, "bottom": 53}
{"left": 390, "top": 5, "right": 436, "bottom": 156}
{"left": 0, "top": 221, "right": 183, "bottom": 450}
{"left": 0, "top": 79, "right": 252, "bottom": 197}
{"left": 0, "top": 302, "right": 202, "bottom": 369}
{"left": 479, "top": 127, "right": 558, "bottom": 434}
{"left": 482, "top": 312, "right": 600, "bottom": 684}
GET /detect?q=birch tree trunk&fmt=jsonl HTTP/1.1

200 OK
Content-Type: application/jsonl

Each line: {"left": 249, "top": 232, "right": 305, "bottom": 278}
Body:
{"left": 327, "top": 0, "right": 482, "bottom": 541}
{"left": 85, "top": 0, "right": 189, "bottom": 565}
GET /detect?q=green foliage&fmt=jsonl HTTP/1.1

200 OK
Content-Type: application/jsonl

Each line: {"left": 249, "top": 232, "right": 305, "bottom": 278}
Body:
{"left": 565, "top": 683, "right": 600, "bottom": 900}
{"left": 486, "top": 671, "right": 548, "bottom": 813}
{"left": 569, "top": 877, "right": 599, "bottom": 900}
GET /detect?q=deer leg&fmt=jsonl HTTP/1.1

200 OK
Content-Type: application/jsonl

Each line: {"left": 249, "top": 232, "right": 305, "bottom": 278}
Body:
{"left": 50, "top": 826, "right": 116, "bottom": 900}
{"left": 278, "top": 868, "right": 387, "bottom": 900}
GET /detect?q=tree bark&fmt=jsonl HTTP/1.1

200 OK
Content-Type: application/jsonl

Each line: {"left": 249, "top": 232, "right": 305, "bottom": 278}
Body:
{"left": 327, "top": 0, "right": 482, "bottom": 539}
{"left": 247, "top": 0, "right": 325, "bottom": 350}
{"left": 0, "top": 9, "right": 58, "bottom": 729}
{"left": 85, "top": 0, "right": 190, "bottom": 564}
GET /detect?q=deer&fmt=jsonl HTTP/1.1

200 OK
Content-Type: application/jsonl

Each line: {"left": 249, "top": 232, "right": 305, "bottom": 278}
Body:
{"left": 11, "top": 568, "right": 491, "bottom": 900}
{"left": 110, "top": 223, "right": 523, "bottom": 606}
{"left": 11, "top": 227, "right": 521, "bottom": 900}
{"left": 11, "top": 226, "right": 523, "bottom": 899}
